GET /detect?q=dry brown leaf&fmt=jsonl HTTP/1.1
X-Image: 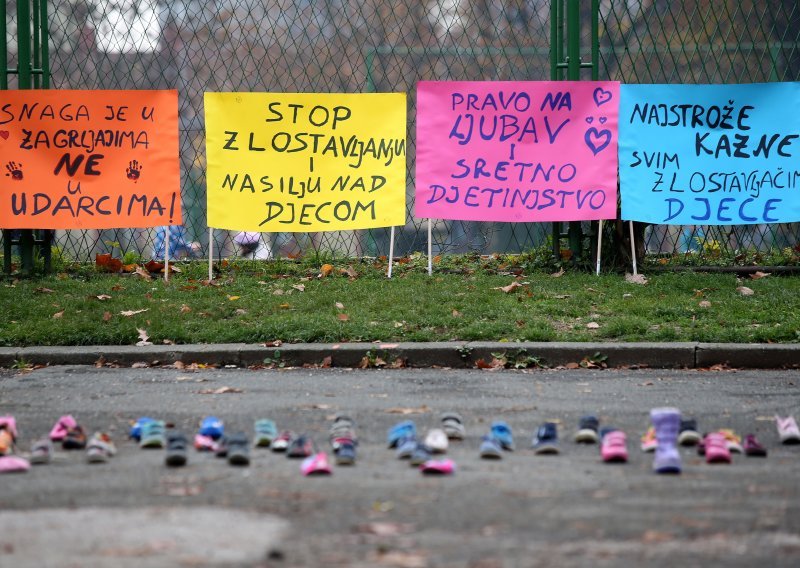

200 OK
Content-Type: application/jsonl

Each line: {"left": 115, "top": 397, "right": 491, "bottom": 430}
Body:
{"left": 52, "top": 310, "right": 64, "bottom": 319}
{"left": 144, "top": 260, "right": 165, "bottom": 273}
{"left": 749, "top": 271, "right": 770, "bottom": 280}
{"left": 737, "top": 286, "right": 755, "bottom": 296}
{"left": 35, "top": 287, "right": 54, "bottom": 294}
{"left": 234, "top": 308, "right": 247, "bottom": 315}
{"left": 386, "top": 405, "right": 430, "bottom": 415}
{"left": 586, "top": 322, "right": 600, "bottom": 329}
{"left": 625, "top": 273, "right": 648, "bottom": 285}
{"left": 96, "top": 294, "right": 112, "bottom": 301}
{"left": 102, "top": 311, "right": 112, "bottom": 322}
{"left": 341, "top": 265, "right": 358, "bottom": 279}
{"left": 120, "top": 308, "right": 148, "bottom": 317}
{"left": 565, "top": 362, "right": 581, "bottom": 369}
{"left": 198, "top": 386, "right": 244, "bottom": 394}
{"left": 291, "top": 284, "right": 306, "bottom": 292}
{"left": 335, "top": 301, "right": 345, "bottom": 310}
{"left": 320, "top": 263, "right": 334, "bottom": 277}
{"left": 262, "top": 340, "right": 283, "bottom": 347}
{"left": 452, "top": 309, "right": 462, "bottom": 317}
{"left": 272, "top": 289, "right": 284, "bottom": 295}
{"left": 278, "top": 303, "right": 291, "bottom": 309}
{"left": 180, "top": 304, "right": 191, "bottom": 314}
{"left": 495, "top": 281, "right": 523, "bottom": 293}
{"left": 550, "top": 267, "right": 565, "bottom": 278}
{"left": 337, "top": 313, "right": 350, "bottom": 321}
{"left": 698, "top": 300, "right": 711, "bottom": 308}
{"left": 321, "top": 355, "right": 332, "bottom": 368}
{"left": 134, "top": 267, "right": 153, "bottom": 281}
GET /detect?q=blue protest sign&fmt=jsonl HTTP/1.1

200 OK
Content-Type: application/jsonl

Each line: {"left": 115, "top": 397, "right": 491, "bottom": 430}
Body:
{"left": 619, "top": 83, "right": 800, "bottom": 225}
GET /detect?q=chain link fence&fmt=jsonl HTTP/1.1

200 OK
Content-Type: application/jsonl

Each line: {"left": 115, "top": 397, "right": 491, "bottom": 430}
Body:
{"left": 3, "top": 1, "right": 800, "bottom": 264}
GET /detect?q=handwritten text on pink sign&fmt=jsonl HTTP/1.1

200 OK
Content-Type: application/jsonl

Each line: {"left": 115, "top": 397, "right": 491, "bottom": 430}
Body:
{"left": 415, "top": 81, "right": 620, "bottom": 222}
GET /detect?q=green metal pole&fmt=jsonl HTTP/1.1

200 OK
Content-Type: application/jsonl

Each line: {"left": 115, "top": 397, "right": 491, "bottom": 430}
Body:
{"left": 566, "top": 0, "right": 582, "bottom": 261}
{"left": 32, "top": 0, "right": 40, "bottom": 88}
{"left": 591, "top": 0, "right": 599, "bottom": 81}
{"left": 0, "top": 0, "right": 7, "bottom": 89}
{"left": 16, "top": 0, "right": 34, "bottom": 274}
{"left": 40, "top": 0, "right": 49, "bottom": 88}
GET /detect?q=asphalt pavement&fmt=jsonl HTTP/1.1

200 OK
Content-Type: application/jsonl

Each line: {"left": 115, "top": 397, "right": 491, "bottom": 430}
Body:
{"left": 1, "top": 364, "right": 800, "bottom": 567}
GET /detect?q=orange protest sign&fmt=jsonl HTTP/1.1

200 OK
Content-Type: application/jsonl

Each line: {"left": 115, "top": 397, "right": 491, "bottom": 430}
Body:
{"left": 0, "top": 90, "right": 180, "bottom": 229}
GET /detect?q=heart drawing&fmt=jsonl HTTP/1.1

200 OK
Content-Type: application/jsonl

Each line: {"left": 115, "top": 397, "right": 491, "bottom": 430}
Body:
{"left": 593, "top": 87, "right": 612, "bottom": 107}
{"left": 0, "top": 131, "right": 9, "bottom": 140}
{"left": 585, "top": 127, "right": 611, "bottom": 156}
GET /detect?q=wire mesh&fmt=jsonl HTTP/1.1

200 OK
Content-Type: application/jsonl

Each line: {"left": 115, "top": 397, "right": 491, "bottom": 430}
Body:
{"left": 2, "top": 0, "right": 800, "bottom": 265}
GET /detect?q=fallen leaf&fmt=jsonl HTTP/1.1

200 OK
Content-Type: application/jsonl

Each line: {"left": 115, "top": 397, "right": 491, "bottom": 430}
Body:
{"left": 586, "top": 322, "right": 600, "bottom": 329}
{"left": 565, "top": 362, "right": 581, "bottom": 369}
{"left": 96, "top": 294, "right": 112, "bottom": 301}
{"left": 111, "top": 284, "right": 124, "bottom": 291}
{"left": 35, "top": 287, "right": 54, "bottom": 294}
{"left": 102, "top": 311, "right": 112, "bottom": 322}
{"left": 320, "top": 263, "right": 334, "bottom": 277}
{"left": 452, "top": 309, "right": 462, "bottom": 317}
{"left": 228, "top": 295, "right": 240, "bottom": 301}
{"left": 262, "top": 340, "right": 283, "bottom": 347}
{"left": 120, "top": 308, "right": 148, "bottom": 317}
{"left": 355, "top": 522, "right": 415, "bottom": 536}
{"left": 278, "top": 303, "right": 290, "bottom": 309}
{"left": 131, "top": 362, "right": 149, "bottom": 369}
{"left": 495, "top": 281, "right": 523, "bottom": 293}
{"left": 273, "top": 289, "right": 284, "bottom": 295}
{"left": 136, "top": 328, "right": 152, "bottom": 346}
{"left": 386, "top": 405, "right": 430, "bottom": 414}
{"left": 52, "top": 310, "right": 64, "bottom": 319}
{"left": 338, "top": 313, "right": 350, "bottom": 321}
{"left": 737, "top": 286, "right": 755, "bottom": 296}
{"left": 550, "top": 268, "right": 565, "bottom": 278}
{"left": 234, "top": 308, "right": 247, "bottom": 315}
{"left": 335, "top": 301, "right": 345, "bottom": 310}
{"left": 145, "top": 260, "right": 165, "bottom": 273}
{"left": 625, "top": 273, "right": 648, "bottom": 285}
{"left": 134, "top": 267, "right": 153, "bottom": 281}
{"left": 698, "top": 300, "right": 711, "bottom": 308}
{"left": 554, "top": 294, "right": 571, "bottom": 299}
{"left": 198, "top": 386, "right": 244, "bottom": 394}
{"left": 749, "top": 271, "right": 770, "bottom": 280}
{"left": 291, "top": 284, "right": 305, "bottom": 292}
{"left": 180, "top": 304, "right": 191, "bottom": 314}
{"left": 321, "top": 356, "right": 332, "bottom": 368}
{"left": 341, "top": 265, "right": 358, "bottom": 279}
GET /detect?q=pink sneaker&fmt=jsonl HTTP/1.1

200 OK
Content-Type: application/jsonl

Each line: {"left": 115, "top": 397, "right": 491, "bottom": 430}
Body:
{"left": 420, "top": 458, "right": 456, "bottom": 475}
{"left": 49, "top": 415, "right": 77, "bottom": 441}
{"left": 776, "top": 415, "right": 800, "bottom": 444}
{"left": 601, "top": 430, "right": 628, "bottom": 463}
{"left": 301, "top": 452, "right": 332, "bottom": 476}
{"left": 0, "top": 455, "right": 30, "bottom": 474}
{"left": 704, "top": 432, "right": 731, "bottom": 464}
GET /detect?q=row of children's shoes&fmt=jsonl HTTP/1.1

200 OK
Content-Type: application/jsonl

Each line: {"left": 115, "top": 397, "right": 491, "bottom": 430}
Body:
{"left": 0, "top": 414, "right": 117, "bottom": 473}
{"left": 129, "top": 414, "right": 357, "bottom": 476}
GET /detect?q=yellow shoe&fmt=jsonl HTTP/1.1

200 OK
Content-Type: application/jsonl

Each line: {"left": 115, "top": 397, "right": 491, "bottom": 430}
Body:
{"left": 718, "top": 428, "right": 743, "bottom": 453}
{"left": 640, "top": 426, "right": 657, "bottom": 452}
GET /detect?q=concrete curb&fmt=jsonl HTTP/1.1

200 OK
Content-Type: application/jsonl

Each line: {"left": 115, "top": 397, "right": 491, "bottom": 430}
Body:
{"left": 1, "top": 341, "right": 799, "bottom": 369}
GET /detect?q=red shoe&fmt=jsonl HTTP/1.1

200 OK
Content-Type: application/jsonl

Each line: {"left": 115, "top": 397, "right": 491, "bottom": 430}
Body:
{"left": 743, "top": 434, "right": 767, "bottom": 457}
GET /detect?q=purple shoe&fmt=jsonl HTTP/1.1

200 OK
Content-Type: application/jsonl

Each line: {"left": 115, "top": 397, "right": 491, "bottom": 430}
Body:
{"left": 651, "top": 407, "right": 681, "bottom": 474}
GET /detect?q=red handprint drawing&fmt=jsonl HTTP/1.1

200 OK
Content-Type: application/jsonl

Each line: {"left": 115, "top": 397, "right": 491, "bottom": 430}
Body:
{"left": 126, "top": 160, "right": 142, "bottom": 182}
{"left": 5, "top": 161, "right": 23, "bottom": 180}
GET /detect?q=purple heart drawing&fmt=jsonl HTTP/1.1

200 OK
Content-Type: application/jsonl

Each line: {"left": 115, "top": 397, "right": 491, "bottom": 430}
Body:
{"left": 593, "top": 87, "right": 612, "bottom": 107}
{"left": 585, "top": 127, "right": 611, "bottom": 156}
{"left": 599, "top": 116, "right": 607, "bottom": 124}
{"left": 585, "top": 117, "right": 594, "bottom": 124}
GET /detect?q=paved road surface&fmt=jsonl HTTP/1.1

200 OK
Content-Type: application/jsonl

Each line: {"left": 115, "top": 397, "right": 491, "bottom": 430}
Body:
{"left": 1, "top": 365, "right": 799, "bottom": 567}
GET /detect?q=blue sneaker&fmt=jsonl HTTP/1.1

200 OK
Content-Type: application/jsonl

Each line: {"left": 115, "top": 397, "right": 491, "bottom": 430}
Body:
{"left": 395, "top": 435, "right": 418, "bottom": 459}
{"left": 532, "top": 422, "right": 560, "bottom": 454}
{"left": 199, "top": 416, "right": 224, "bottom": 440}
{"left": 479, "top": 435, "right": 503, "bottom": 459}
{"left": 387, "top": 420, "right": 416, "bottom": 448}
{"left": 409, "top": 443, "right": 432, "bottom": 466}
{"left": 490, "top": 421, "right": 515, "bottom": 451}
{"left": 129, "top": 417, "right": 155, "bottom": 441}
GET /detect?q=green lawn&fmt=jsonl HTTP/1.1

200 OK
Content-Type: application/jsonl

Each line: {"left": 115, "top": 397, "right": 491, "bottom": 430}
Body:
{"left": 2, "top": 257, "right": 799, "bottom": 346}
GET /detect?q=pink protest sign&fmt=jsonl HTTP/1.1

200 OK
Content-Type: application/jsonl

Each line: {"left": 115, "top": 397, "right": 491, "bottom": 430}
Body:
{"left": 415, "top": 81, "right": 619, "bottom": 222}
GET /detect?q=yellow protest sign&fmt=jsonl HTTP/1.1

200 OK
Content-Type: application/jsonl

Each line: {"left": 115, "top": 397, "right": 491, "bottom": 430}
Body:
{"left": 205, "top": 93, "right": 406, "bottom": 231}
